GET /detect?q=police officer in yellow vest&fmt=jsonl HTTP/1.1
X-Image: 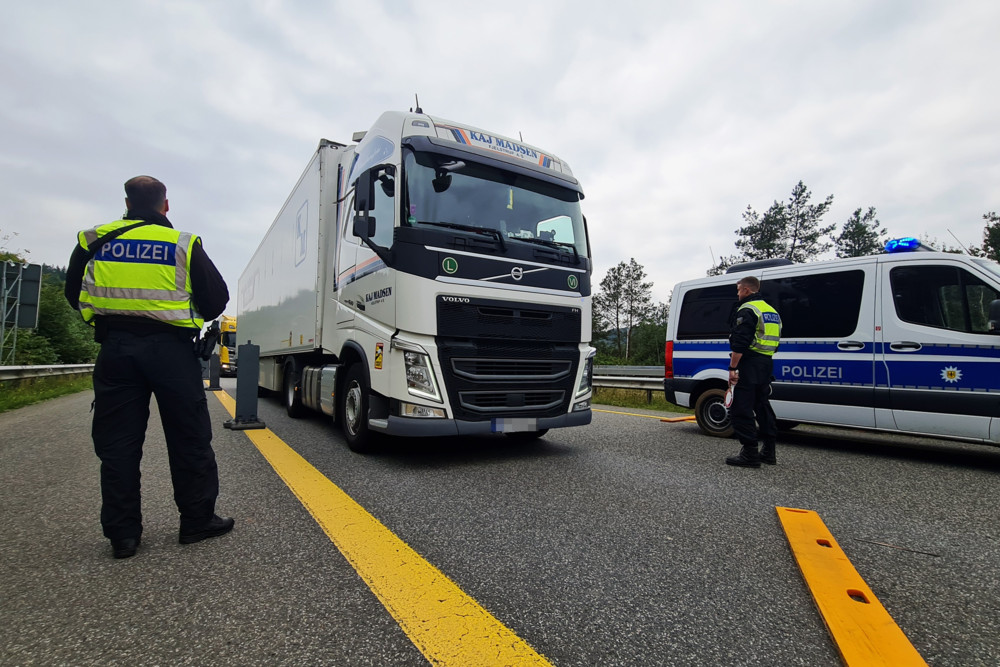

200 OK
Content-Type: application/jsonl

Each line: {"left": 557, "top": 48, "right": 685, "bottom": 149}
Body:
{"left": 725, "top": 275, "right": 781, "bottom": 467}
{"left": 65, "top": 176, "right": 234, "bottom": 558}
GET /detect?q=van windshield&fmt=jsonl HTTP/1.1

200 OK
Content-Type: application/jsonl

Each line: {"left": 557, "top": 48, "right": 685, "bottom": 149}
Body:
{"left": 971, "top": 258, "right": 1000, "bottom": 281}
{"left": 402, "top": 148, "right": 588, "bottom": 257}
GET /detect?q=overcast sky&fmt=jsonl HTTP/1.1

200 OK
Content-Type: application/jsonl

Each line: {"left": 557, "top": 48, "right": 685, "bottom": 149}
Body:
{"left": 3, "top": 0, "right": 998, "bottom": 309}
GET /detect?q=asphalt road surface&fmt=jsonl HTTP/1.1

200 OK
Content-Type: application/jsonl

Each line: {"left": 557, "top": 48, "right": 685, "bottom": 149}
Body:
{"left": 2, "top": 380, "right": 998, "bottom": 666}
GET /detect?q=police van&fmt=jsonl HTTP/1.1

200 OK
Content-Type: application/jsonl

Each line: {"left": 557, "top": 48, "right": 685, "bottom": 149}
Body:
{"left": 663, "top": 239, "right": 1000, "bottom": 444}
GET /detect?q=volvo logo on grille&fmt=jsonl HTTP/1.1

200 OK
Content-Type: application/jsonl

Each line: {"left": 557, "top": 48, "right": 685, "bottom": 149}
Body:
{"left": 441, "top": 296, "right": 470, "bottom": 303}
{"left": 511, "top": 266, "right": 524, "bottom": 281}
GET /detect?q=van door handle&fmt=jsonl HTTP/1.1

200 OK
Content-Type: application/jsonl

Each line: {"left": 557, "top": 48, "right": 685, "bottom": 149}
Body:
{"left": 890, "top": 341, "right": 922, "bottom": 351}
{"left": 837, "top": 340, "right": 865, "bottom": 350}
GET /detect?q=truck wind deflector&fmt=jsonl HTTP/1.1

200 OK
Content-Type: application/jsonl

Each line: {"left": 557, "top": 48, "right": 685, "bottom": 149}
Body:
{"left": 402, "top": 136, "right": 583, "bottom": 193}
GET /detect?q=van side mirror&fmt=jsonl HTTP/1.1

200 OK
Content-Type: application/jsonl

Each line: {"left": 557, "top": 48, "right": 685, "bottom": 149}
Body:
{"left": 989, "top": 299, "right": 1000, "bottom": 334}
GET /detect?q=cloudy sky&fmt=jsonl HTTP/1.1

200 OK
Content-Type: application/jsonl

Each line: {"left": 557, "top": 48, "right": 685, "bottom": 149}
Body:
{"left": 3, "top": 0, "right": 998, "bottom": 308}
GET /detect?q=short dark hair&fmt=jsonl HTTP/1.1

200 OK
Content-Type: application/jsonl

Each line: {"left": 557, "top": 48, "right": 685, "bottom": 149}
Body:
{"left": 124, "top": 176, "right": 166, "bottom": 212}
{"left": 738, "top": 276, "right": 760, "bottom": 291}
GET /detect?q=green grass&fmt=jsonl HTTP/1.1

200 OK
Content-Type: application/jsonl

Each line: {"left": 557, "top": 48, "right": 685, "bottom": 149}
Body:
{"left": 592, "top": 387, "right": 693, "bottom": 414}
{"left": 0, "top": 375, "right": 94, "bottom": 414}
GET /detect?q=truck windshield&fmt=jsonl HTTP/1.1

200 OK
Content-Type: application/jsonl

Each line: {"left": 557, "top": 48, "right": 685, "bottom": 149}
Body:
{"left": 402, "top": 148, "right": 588, "bottom": 257}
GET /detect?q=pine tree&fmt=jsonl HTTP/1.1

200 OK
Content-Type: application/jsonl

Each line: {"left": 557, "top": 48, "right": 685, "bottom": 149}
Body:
{"left": 833, "top": 206, "right": 887, "bottom": 257}
{"left": 982, "top": 211, "right": 1000, "bottom": 263}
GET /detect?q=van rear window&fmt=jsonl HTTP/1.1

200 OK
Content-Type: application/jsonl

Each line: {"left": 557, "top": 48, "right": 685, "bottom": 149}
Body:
{"left": 677, "top": 285, "right": 734, "bottom": 339}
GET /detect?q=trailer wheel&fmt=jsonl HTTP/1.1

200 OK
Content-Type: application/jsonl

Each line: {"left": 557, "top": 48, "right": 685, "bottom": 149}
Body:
{"left": 694, "top": 388, "right": 734, "bottom": 438}
{"left": 341, "top": 364, "right": 374, "bottom": 453}
{"left": 283, "top": 362, "right": 305, "bottom": 418}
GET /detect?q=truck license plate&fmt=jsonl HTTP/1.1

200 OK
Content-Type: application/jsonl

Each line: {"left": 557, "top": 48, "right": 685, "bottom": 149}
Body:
{"left": 491, "top": 417, "right": 538, "bottom": 433}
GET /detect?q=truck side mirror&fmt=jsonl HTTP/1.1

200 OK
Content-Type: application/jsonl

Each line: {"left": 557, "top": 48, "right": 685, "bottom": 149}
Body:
{"left": 989, "top": 299, "right": 1000, "bottom": 334}
{"left": 353, "top": 170, "right": 377, "bottom": 213}
{"left": 353, "top": 215, "right": 376, "bottom": 239}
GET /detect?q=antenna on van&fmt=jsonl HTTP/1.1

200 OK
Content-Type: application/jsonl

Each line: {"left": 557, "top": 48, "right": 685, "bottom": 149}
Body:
{"left": 709, "top": 246, "right": 717, "bottom": 266}
{"left": 519, "top": 131, "right": 524, "bottom": 142}
{"left": 947, "top": 229, "right": 970, "bottom": 254}
{"left": 413, "top": 94, "right": 423, "bottom": 114}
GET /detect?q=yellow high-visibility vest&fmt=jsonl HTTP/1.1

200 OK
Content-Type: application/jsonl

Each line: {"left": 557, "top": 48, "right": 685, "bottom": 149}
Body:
{"left": 739, "top": 299, "right": 781, "bottom": 356}
{"left": 76, "top": 220, "right": 203, "bottom": 330}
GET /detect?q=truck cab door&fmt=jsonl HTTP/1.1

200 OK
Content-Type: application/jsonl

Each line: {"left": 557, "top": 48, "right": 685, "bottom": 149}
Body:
{"left": 879, "top": 259, "right": 1000, "bottom": 441}
{"left": 335, "top": 190, "right": 358, "bottom": 327}
{"left": 341, "top": 166, "right": 397, "bottom": 329}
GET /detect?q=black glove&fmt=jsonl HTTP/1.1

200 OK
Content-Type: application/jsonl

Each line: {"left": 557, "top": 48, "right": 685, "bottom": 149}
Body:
{"left": 194, "top": 321, "right": 221, "bottom": 361}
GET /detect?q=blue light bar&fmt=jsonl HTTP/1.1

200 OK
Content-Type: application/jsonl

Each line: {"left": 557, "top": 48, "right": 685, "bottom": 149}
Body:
{"left": 885, "top": 237, "right": 922, "bottom": 253}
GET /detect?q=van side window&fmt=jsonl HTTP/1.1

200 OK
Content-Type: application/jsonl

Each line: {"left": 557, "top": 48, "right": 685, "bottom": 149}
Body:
{"left": 890, "top": 265, "right": 999, "bottom": 334}
{"left": 760, "top": 269, "right": 865, "bottom": 338}
{"left": 677, "top": 285, "right": 733, "bottom": 339}
{"left": 760, "top": 270, "right": 865, "bottom": 338}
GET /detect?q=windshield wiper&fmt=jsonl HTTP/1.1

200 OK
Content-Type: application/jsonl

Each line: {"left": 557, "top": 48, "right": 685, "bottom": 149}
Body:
{"left": 416, "top": 220, "right": 505, "bottom": 250}
{"left": 508, "top": 236, "right": 580, "bottom": 264}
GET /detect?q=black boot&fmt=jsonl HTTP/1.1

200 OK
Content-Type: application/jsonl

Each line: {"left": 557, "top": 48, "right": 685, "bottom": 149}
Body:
{"left": 760, "top": 443, "right": 776, "bottom": 465}
{"left": 726, "top": 445, "right": 761, "bottom": 468}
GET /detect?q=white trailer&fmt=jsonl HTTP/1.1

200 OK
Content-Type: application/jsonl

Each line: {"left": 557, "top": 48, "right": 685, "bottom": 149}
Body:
{"left": 238, "top": 111, "right": 595, "bottom": 451}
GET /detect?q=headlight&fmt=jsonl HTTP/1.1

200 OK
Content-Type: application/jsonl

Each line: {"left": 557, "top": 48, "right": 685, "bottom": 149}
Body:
{"left": 403, "top": 350, "right": 442, "bottom": 403}
{"left": 576, "top": 351, "right": 595, "bottom": 396}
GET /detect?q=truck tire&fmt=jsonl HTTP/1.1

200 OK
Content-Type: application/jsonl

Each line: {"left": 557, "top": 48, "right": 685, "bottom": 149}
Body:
{"left": 283, "top": 362, "right": 305, "bottom": 418}
{"left": 694, "top": 387, "right": 734, "bottom": 438}
{"left": 341, "top": 364, "right": 374, "bottom": 453}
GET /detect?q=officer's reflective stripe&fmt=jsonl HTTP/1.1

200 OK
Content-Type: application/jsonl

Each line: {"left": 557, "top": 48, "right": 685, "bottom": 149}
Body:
{"left": 77, "top": 301, "right": 196, "bottom": 322}
{"left": 86, "top": 285, "right": 184, "bottom": 300}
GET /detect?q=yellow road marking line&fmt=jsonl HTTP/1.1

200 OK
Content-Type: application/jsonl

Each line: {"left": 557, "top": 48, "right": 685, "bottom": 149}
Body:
{"left": 776, "top": 507, "right": 927, "bottom": 666}
{"left": 213, "top": 390, "right": 551, "bottom": 666}
{"left": 594, "top": 408, "right": 695, "bottom": 422}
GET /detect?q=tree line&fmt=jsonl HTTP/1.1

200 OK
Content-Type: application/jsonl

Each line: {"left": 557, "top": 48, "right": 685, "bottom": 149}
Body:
{"left": 594, "top": 181, "right": 999, "bottom": 365}
{"left": 709, "top": 180, "right": 1000, "bottom": 274}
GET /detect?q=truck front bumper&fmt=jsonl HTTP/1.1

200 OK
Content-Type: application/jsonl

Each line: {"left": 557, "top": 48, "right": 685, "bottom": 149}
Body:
{"left": 370, "top": 409, "right": 593, "bottom": 437}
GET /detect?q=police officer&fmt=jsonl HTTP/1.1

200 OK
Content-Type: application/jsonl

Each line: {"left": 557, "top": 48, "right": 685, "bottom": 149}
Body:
{"left": 65, "top": 175, "right": 234, "bottom": 558}
{"left": 725, "top": 275, "right": 781, "bottom": 467}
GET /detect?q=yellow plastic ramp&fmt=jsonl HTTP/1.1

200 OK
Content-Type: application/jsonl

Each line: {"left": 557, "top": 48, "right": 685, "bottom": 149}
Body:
{"left": 776, "top": 507, "right": 927, "bottom": 666}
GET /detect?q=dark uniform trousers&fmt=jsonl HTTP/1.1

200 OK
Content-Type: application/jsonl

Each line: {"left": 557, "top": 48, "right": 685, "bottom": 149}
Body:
{"left": 731, "top": 352, "right": 778, "bottom": 448}
{"left": 92, "top": 328, "right": 218, "bottom": 541}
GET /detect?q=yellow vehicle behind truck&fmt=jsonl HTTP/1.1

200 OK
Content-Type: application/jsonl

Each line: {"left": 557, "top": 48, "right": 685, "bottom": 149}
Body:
{"left": 217, "top": 315, "right": 237, "bottom": 377}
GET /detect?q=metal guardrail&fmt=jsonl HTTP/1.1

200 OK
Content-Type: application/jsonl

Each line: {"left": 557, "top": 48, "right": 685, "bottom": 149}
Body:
{"left": 0, "top": 363, "right": 666, "bottom": 395}
{"left": 0, "top": 364, "right": 95, "bottom": 382}
{"left": 592, "top": 366, "right": 663, "bottom": 401}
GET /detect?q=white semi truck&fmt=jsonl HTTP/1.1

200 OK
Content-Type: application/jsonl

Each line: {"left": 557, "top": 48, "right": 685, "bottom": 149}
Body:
{"left": 237, "top": 110, "right": 594, "bottom": 451}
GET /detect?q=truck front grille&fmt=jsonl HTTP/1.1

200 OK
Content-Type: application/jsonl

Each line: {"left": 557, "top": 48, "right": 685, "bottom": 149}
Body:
{"left": 451, "top": 358, "right": 571, "bottom": 381}
{"left": 459, "top": 390, "right": 565, "bottom": 413}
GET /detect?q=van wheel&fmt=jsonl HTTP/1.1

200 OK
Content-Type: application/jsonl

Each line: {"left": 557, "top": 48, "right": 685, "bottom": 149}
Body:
{"left": 694, "top": 388, "right": 733, "bottom": 438}
{"left": 341, "top": 364, "right": 374, "bottom": 453}
{"left": 283, "top": 362, "right": 305, "bottom": 418}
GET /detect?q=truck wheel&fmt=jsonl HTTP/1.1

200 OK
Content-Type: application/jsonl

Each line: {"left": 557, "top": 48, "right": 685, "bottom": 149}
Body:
{"left": 341, "top": 364, "right": 374, "bottom": 453}
{"left": 283, "top": 362, "right": 305, "bottom": 418}
{"left": 694, "top": 388, "right": 734, "bottom": 438}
